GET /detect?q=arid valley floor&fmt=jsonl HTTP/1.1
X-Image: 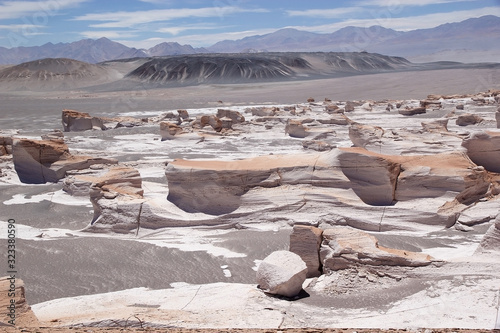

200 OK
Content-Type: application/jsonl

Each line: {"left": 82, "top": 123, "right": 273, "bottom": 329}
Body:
{"left": 0, "top": 54, "right": 500, "bottom": 331}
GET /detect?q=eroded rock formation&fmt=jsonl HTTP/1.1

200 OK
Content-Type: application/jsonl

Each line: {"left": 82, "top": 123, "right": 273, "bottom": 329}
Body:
{"left": 0, "top": 277, "right": 40, "bottom": 327}
{"left": 320, "top": 227, "right": 433, "bottom": 271}
{"left": 289, "top": 225, "right": 323, "bottom": 277}
{"left": 12, "top": 138, "right": 117, "bottom": 184}
{"left": 462, "top": 131, "right": 500, "bottom": 173}
{"left": 86, "top": 166, "right": 144, "bottom": 233}
{"left": 160, "top": 121, "right": 183, "bottom": 140}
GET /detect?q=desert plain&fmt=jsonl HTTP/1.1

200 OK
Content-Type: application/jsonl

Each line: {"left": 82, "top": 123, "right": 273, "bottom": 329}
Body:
{"left": 0, "top": 53, "right": 499, "bottom": 332}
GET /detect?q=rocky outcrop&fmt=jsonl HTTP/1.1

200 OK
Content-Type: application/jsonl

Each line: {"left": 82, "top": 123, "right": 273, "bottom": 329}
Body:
{"left": 0, "top": 136, "right": 13, "bottom": 156}
{"left": 246, "top": 106, "right": 277, "bottom": 117}
{"left": 12, "top": 138, "right": 117, "bottom": 184}
{"left": 421, "top": 119, "right": 448, "bottom": 132}
{"left": 285, "top": 119, "right": 310, "bottom": 138}
{"left": 476, "top": 215, "right": 500, "bottom": 254}
{"left": 86, "top": 166, "right": 145, "bottom": 233}
{"left": 348, "top": 123, "right": 384, "bottom": 148}
{"left": 256, "top": 250, "right": 307, "bottom": 298}
{"left": 217, "top": 109, "right": 245, "bottom": 123}
{"left": 0, "top": 277, "right": 40, "bottom": 327}
{"left": 200, "top": 115, "right": 223, "bottom": 132}
{"left": 399, "top": 107, "right": 426, "bottom": 116}
{"left": 160, "top": 121, "right": 183, "bottom": 140}
{"left": 289, "top": 225, "right": 323, "bottom": 277}
{"left": 320, "top": 227, "right": 433, "bottom": 271}
{"left": 338, "top": 148, "right": 400, "bottom": 206}
{"left": 462, "top": 131, "right": 500, "bottom": 173}
{"left": 62, "top": 109, "right": 106, "bottom": 131}
{"left": 456, "top": 113, "right": 483, "bottom": 126}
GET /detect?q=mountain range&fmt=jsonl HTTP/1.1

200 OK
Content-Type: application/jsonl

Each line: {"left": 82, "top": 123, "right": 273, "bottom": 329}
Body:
{"left": 0, "top": 15, "right": 499, "bottom": 65}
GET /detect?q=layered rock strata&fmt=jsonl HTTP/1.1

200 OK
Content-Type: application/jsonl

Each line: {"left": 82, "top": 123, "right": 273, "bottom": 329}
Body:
{"left": 12, "top": 138, "right": 117, "bottom": 184}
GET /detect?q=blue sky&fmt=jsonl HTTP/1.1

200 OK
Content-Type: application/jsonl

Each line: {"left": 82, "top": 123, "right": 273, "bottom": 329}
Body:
{"left": 1, "top": 0, "right": 499, "bottom": 49}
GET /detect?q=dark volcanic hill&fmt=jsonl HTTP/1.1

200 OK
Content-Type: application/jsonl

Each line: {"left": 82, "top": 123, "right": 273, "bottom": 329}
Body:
{"left": 0, "top": 57, "right": 121, "bottom": 91}
{"left": 123, "top": 52, "right": 412, "bottom": 86}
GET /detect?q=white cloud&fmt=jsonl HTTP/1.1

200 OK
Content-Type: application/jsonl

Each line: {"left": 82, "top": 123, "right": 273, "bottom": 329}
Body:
{"left": 285, "top": 6, "right": 500, "bottom": 33}
{"left": 157, "top": 23, "right": 226, "bottom": 35}
{"left": 80, "top": 30, "right": 140, "bottom": 40}
{"left": 0, "top": 0, "right": 90, "bottom": 20}
{"left": 0, "top": 24, "right": 43, "bottom": 30}
{"left": 356, "top": 0, "right": 478, "bottom": 6}
{"left": 286, "top": 7, "right": 365, "bottom": 18}
{"left": 116, "top": 28, "right": 278, "bottom": 49}
{"left": 73, "top": 6, "right": 269, "bottom": 29}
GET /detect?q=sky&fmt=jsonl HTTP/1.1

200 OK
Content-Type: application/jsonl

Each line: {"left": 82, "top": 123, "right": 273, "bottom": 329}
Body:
{"left": 0, "top": 0, "right": 500, "bottom": 49}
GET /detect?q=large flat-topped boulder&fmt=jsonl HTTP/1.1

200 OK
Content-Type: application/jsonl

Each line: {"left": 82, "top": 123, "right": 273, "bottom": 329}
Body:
{"left": 62, "top": 109, "right": 106, "bottom": 131}
{"left": 12, "top": 138, "right": 117, "bottom": 184}
{"left": 320, "top": 227, "right": 433, "bottom": 271}
{"left": 462, "top": 131, "right": 500, "bottom": 173}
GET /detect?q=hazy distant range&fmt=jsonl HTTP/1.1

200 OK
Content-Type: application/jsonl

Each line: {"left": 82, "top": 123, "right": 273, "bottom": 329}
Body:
{"left": 0, "top": 15, "right": 499, "bottom": 65}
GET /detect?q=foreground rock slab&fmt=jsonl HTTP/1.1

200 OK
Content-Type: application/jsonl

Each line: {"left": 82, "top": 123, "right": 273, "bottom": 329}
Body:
{"left": 320, "top": 226, "right": 433, "bottom": 271}
{"left": 0, "top": 277, "right": 39, "bottom": 327}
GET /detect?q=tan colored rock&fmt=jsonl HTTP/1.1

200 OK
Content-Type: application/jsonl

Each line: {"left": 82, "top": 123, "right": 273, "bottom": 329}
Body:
{"left": 246, "top": 106, "right": 277, "bottom": 117}
{"left": 325, "top": 103, "right": 340, "bottom": 113}
{"left": 338, "top": 148, "right": 399, "bottom": 205}
{"left": 256, "top": 250, "right": 307, "bottom": 298}
{"left": 320, "top": 227, "right": 433, "bottom": 271}
{"left": 160, "top": 121, "right": 183, "bottom": 140}
{"left": 348, "top": 123, "right": 384, "bottom": 148}
{"left": 317, "top": 113, "right": 351, "bottom": 126}
{"left": 0, "top": 276, "right": 40, "bottom": 327}
{"left": 86, "top": 166, "right": 144, "bottom": 233}
{"left": 421, "top": 119, "right": 448, "bottom": 132}
{"left": 62, "top": 109, "right": 106, "bottom": 132}
{"left": 285, "top": 119, "right": 310, "bottom": 138}
{"left": 476, "top": 214, "right": 500, "bottom": 254}
{"left": 0, "top": 136, "right": 13, "bottom": 156}
{"left": 177, "top": 109, "right": 189, "bottom": 120}
{"left": 12, "top": 138, "right": 117, "bottom": 184}
{"left": 289, "top": 225, "right": 323, "bottom": 277}
{"left": 462, "top": 131, "right": 500, "bottom": 173}
{"left": 420, "top": 100, "right": 442, "bottom": 108}
{"left": 456, "top": 113, "right": 483, "bottom": 126}
{"left": 200, "top": 115, "right": 223, "bottom": 132}
{"left": 399, "top": 107, "right": 426, "bottom": 116}
{"left": 217, "top": 109, "right": 245, "bottom": 123}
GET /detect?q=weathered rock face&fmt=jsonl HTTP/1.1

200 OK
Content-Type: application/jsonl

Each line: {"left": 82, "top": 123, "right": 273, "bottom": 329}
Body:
{"left": 289, "top": 225, "right": 323, "bottom": 277}
{"left": 456, "top": 113, "right": 483, "bottom": 126}
{"left": 160, "top": 121, "right": 183, "bottom": 140}
{"left": 348, "top": 123, "right": 384, "bottom": 148}
{"left": 421, "top": 119, "right": 449, "bottom": 132}
{"left": 476, "top": 214, "right": 500, "bottom": 254}
{"left": 12, "top": 138, "right": 117, "bottom": 184}
{"left": 0, "top": 277, "right": 40, "bottom": 327}
{"left": 0, "top": 136, "right": 13, "bottom": 156}
{"left": 256, "top": 250, "right": 307, "bottom": 298}
{"left": 462, "top": 131, "right": 500, "bottom": 173}
{"left": 495, "top": 111, "right": 500, "bottom": 129}
{"left": 217, "top": 109, "right": 245, "bottom": 123}
{"left": 285, "top": 119, "right": 310, "bottom": 138}
{"left": 320, "top": 227, "right": 433, "bottom": 271}
{"left": 338, "top": 148, "right": 400, "bottom": 206}
{"left": 200, "top": 115, "right": 223, "bottom": 132}
{"left": 86, "top": 166, "right": 145, "bottom": 233}
{"left": 399, "top": 107, "right": 426, "bottom": 116}
{"left": 62, "top": 109, "right": 106, "bottom": 132}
